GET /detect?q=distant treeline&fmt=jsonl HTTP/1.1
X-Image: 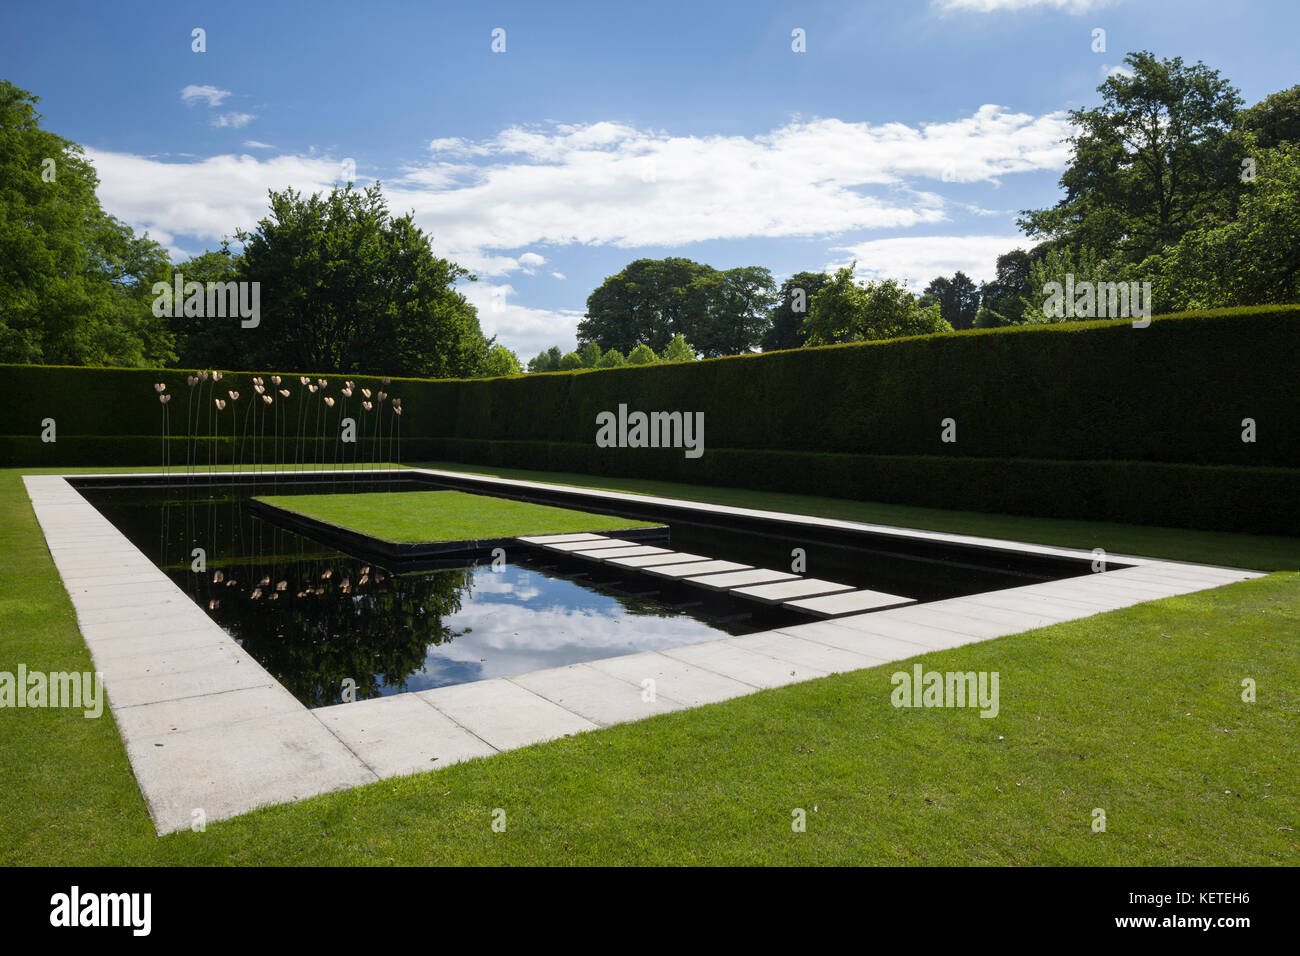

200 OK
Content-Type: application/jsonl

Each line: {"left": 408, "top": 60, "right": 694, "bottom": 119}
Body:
{"left": 528, "top": 52, "right": 1299, "bottom": 370}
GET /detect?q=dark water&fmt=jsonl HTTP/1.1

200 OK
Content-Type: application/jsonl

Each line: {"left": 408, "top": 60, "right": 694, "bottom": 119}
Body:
{"left": 74, "top": 475, "right": 1088, "bottom": 708}
{"left": 76, "top": 480, "right": 801, "bottom": 707}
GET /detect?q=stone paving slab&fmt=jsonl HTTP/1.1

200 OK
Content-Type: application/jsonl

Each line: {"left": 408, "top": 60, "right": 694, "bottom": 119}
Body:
{"left": 915, "top": 597, "right": 1074, "bottom": 630}
{"left": 786, "top": 588, "right": 915, "bottom": 616}
{"left": 686, "top": 567, "right": 799, "bottom": 590}
{"left": 605, "top": 551, "right": 708, "bottom": 568}
{"left": 660, "top": 639, "right": 828, "bottom": 688}
{"left": 579, "top": 545, "right": 669, "bottom": 561}
{"left": 774, "top": 620, "right": 934, "bottom": 661}
{"left": 510, "top": 664, "right": 685, "bottom": 725}
{"left": 86, "top": 627, "right": 234, "bottom": 663}
{"left": 726, "top": 632, "right": 888, "bottom": 673}
{"left": 78, "top": 611, "right": 221, "bottom": 643}
{"left": 566, "top": 540, "right": 651, "bottom": 554}
{"left": 104, "top": 657, "right": 279, "bottom": 708}
{"left": 882, "top": 605, "right": 1028, "bottom": 639}
{"left": 112, "top": 684, "right": 304, "bottom": 739}
{"left": 961, "top": 589, "right": 1115, "bottom": 617}
{"left": 585, "top": 651, "right": 756, "bottom": 706}
{"left": 124, "top": 710, "right": 377, "bottom": 836}
{"left": 645, "top": 559, "right": 752, "bottom": 578}
{"left": 418, "top": 678, "right": 599, "bottom": 750}
{"left": 517, "top": 532, "right": 608, "bottom": 544}
{"left": 92, "top": 641, "right": 255, "bottom": 684}
{"left": 541, "top": 538, "right": 618, "bottom": 552}
{"left": 826, "top": 612, "right": 986, "bottom": 649}
{"left": 732, "top": 578, "right": 854, "bottom": 603}
{"left": 316, "top": 694, "right": 497, "bottom": 778}
{"left": 81, "top": 598, "right": 205, "bottom": 625}
{"left": 978, "top": 584, "right": 1132, "bottom": 611}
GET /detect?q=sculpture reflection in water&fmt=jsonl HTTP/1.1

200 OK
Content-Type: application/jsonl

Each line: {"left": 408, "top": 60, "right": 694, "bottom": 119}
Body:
{"left": 143, "top": 483, "right": 475, "bottom": 707}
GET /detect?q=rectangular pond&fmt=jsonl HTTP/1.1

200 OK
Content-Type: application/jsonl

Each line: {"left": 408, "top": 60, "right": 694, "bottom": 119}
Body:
{"left": 71, "top": 470, "right": 1108, "bottom": 708}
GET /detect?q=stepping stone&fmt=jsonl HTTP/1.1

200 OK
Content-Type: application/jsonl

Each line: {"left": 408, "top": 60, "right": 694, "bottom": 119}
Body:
{"left": 686, "top": 568, "right": 800, "bottom": 590}
{"left": 732, "top": 578, "right": 854, "bottom": 603}
{"left": 580, "top": 545, "right": 671, "bottom": 561}
{"left": 785, "top": 589, "right": 914, "bottom": 617}
{"left": 518, "top": 532, "right": 609, "bottom": 544}
{"left": 606, "top": 552, "right": 709, "bottom": 568}
{"left": 644, "top": 560, "right": 752, "bottom": 579}
{"left": 540, "top": 537, "right": 619, "bottom": 551}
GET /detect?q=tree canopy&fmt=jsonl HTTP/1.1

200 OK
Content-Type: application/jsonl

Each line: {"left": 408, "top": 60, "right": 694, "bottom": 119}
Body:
{"left": 1018, "top": 51, "right": 1244, "bottom": 265}
{"left": 577, "top": 257, "right": 774, "bottom": 357}
{"left": 0, "top": 80, "right": 174, "bottom": 366}
{"left": 212, "top": 183, "right": 490, "bottom": 377}
{"left": 805, "top": 268, "right": 952, "bottom": 344}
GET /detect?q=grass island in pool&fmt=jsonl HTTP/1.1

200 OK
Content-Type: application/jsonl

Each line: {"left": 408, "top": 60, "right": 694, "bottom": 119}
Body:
{"left": 251, "top": 489, "right": 658, "bottom": 548}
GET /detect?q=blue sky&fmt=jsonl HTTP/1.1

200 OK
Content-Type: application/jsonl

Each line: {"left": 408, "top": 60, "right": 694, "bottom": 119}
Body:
{"left": 3, "top": 0, "right": 1296, "bottom": 356}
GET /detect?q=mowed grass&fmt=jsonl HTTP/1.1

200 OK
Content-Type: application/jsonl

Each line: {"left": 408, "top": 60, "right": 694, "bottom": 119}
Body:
{"left": 255, "top": 489, "right": 656, "bottom": 544}
{"left": 414, "top": 461, "right": 1300, "bottom": 571}
{"left": 0, "top": 464, "right": 1296, "bottom": 865}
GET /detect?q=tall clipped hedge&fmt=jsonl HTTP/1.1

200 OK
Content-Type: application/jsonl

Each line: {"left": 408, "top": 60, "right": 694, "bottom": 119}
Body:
{"left": 429, "top": 307, "right": 1299, "bottom": 467}
{"left": 2, "top": 306, "right": 1296, "bottom": 533}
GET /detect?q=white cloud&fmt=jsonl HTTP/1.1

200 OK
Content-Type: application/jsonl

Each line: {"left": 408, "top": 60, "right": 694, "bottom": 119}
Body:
{"left": 385, "top": 107, "right": 1070, "bottom": 266}
{"left": 459, "top": 282, "right": 583, "bottom": 357}
{"left": 83, "top": 148, "right": 349, "bottom": 255}
{"left": 86, "top": 106, "right": 1071, "bottom": 273}
{"left": 1102, "top": 63, "right": 1136, "bottom": 79}
{"left": 180, "top": 84, "right": 230, "bottom": 108}
{"left": 212, "top": 112, "right": 256, "bottom": 129}
{"left": 828, "top": 234, "right": 1028, "bottom": 288}
{"left": 934, "top": 0, "right": 1120, "bottom": 12}
{"left": 242, "top": 140, "right": 275, "bottom": 150}
{"left": 551, "top": 272, "right": 566, "bottom": 280}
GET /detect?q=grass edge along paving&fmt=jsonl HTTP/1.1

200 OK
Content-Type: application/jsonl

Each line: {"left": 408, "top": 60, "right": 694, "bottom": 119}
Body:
{"left": 0, "top": 465, "right": 1296, "bottom": 865}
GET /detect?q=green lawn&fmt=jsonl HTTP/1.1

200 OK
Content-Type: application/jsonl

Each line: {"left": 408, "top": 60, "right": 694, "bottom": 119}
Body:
{"left": 1, "top": 464, "right": 1296, "bottom": 865}
{"left": 254, "top": 489, "right": 656, "bottom": 544}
